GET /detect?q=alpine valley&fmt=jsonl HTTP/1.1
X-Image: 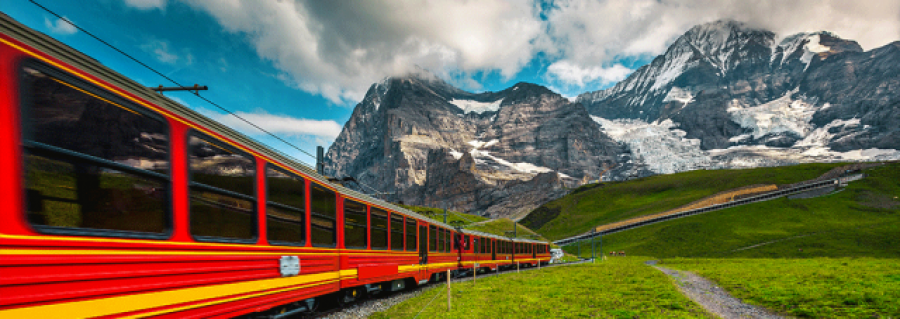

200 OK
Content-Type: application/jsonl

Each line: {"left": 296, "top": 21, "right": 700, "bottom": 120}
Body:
{"left": 324, "top": 20, "right": 900, "bottom": 219}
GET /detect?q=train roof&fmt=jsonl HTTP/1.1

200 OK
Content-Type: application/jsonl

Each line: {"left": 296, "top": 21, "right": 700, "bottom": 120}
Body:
{"left": 1, "top": 13, "right": 548, "bottom": 244}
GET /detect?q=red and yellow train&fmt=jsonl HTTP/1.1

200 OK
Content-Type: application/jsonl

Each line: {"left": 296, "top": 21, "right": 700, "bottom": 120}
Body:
{"left": 0, "top": 13, "right": 550, "bottom": 318}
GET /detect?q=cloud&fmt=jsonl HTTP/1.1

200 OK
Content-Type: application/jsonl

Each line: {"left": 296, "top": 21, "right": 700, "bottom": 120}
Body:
{"left": 182, "top": 0, "right": 544, "bottom": 104}
{"left": 124, "top": 0, "right": 166, "bottom": 10}
{"left": 543, "top": 0, "right": 900, "bottom": 87}
{"left": 182, "top": 0, "right": 900, "bottom": 102}
{"left": 141, "top": 39, "right": 189, "bottom": 65}
{"left": 196, "top": 108, "right": 343, "bottom": 140}
{"left": 546, "top": 61, "right": 633, "bottom": 87}
{"left": 44, "top": 16, "right": 77, "bottom": 35}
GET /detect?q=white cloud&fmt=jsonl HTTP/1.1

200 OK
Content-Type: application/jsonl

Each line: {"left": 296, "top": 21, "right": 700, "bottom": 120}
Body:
{"left": 546, "top": 61, "right": 633, "bottom": 87}
{"left": 182, "top": 0, "right": 544, "bottom": 104}
{"left": 124, "top": 0, "right": 166, "bottom": 10}
{"left": 181, "top": 0, "right": 900, "bottom": 102}
{"left": 141, "top": 40, "right": 187, "bottom": 65}
{"left": 544, "top": 0, "right": 900, "bottom": 87}
{"left": 196, "top": 108, "right": 343, "bottom": 140}
{"left": 44, "top": 16, "right": 77, "bottom": 35}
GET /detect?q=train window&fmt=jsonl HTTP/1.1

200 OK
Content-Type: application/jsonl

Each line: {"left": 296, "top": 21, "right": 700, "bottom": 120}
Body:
{"left": 473, "top": 237, "right": 479, "bottom": 254}
{"left": 429, "top": 225, "right": 437, "bottom": 252}
{"left": 464, "top": 235, "right": 470, "bottom": 250}
{"left": 265, "top": 165, "right": 305, "bottom": 245}
{"left": 444, "top": 230, "right": 450, "bottom": 252}
{"left": 391, "top": 214, "right": 404, "bottom": 251}
{"left": 310, "top": 184, "right": 336, "bottom": 247}
{"left": 437, "top": 228, "right": 444, "bottom": 253}
{"left": 343, "top": 199, "right": 367, "bottom": 249}
{"left": 22, "top": 64, "right": 170, "bottom": 238}
{"left": 448, "top": 231, "right": 453, "bottom": 252}
{"left": 405, "top": 218, "right": 416, "bottom": 251}
{"left": 371, "top": 208, "right": 388, "bottom": 250}
{"left": 188, "top": 133, "right": 255, "bottom": 241}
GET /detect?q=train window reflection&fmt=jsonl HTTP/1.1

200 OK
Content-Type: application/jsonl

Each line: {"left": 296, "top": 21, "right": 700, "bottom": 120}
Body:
{"left": 343, "top": 200, "right": 367, "bottom": 249}
{"left": 391, "top": 214, "right": 404, "bottom": 251}
{"left": 370, "top": 208, "right": 388, "bottom": 250}
{"left": 310, "top": 184, "right": 336, "bottom": 247}
{"left": 405, "top": 218, "right": 416, "bottom": 252}
{"left": 21, "top": 64, "right": 170, "bottom": 237}
{"left": 266, "top": 166, "right": 305, "bottom": 245}
{"left": 188, "top": 133, "right": 255, "bottom": 242}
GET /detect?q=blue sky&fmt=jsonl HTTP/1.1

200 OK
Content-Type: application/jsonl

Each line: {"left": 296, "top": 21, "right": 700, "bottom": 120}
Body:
{"left": 5, "top": 0, "right": 898, "bottom": 167}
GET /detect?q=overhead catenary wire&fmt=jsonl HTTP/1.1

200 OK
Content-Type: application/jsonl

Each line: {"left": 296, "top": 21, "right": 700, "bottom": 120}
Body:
{"left": 27, "top": 0, "right": 319, "bottom": 163}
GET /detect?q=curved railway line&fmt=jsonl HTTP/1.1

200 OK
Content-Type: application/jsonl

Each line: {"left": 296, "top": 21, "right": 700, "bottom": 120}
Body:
{"left": 554, "top": 173, "right": 866, "bottom": 246}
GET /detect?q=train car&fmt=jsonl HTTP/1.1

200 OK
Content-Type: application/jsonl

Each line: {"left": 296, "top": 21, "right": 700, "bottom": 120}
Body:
{"left": 0, "top": 12, "right": 554, "bottom": 318}
{"left": 458, "top": 230, "right": 508, "bottom": 273}
{"left": 0, "top": 12, "right": 481, "bottom": 318}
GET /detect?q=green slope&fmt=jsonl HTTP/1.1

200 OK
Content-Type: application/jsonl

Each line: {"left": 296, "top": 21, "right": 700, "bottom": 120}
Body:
{"left": 398, "top": 204, "right": 489, "bottom": 226}
{"left": 522, "top": 163, "right": 845, "bottom": 240}
{"left": 466, "top": 218, "right": 548, "bottom": 241}
{"left": 564, "top": 163, "right": 900, "bottom": 258}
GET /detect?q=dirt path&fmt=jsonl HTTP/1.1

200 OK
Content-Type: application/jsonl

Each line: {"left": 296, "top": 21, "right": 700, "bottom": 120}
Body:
{"left": 648, "top": 262, "right": 785, "bottom": 319}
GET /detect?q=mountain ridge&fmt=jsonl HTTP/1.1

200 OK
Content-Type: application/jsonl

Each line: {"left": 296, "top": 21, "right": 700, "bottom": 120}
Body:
{"left": 325, "top": 19, "right": 900, "bottom": 218}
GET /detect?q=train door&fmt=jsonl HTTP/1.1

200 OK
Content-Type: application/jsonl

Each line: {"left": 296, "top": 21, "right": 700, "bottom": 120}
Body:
{"left": 491, "top": 239, "right": 496, "bottom": 261}
{"left": 419, "top": 225, "right": 428, "bottom": 264}
{"left": 532, "top": 243, "right": 536, "bottom": 259}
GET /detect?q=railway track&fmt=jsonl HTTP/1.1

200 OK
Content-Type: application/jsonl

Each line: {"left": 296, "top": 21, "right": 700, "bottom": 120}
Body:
{"left": 554, "top": 174, "right": 864, "bottom": 246}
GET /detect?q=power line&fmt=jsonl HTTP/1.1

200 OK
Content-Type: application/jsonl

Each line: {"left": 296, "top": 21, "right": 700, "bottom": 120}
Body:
{"left": 27, "top": 0, "right": 319, "bottom": 163}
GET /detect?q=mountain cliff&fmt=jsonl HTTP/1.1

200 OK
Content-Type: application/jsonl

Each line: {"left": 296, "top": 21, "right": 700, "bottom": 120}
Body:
{"left": 325, "top": 69, "right": 626, "bottom": 218}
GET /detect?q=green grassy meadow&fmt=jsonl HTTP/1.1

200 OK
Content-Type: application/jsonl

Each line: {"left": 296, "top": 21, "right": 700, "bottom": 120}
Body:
{"left": 371, "top": 258, "right": 712, "bottom": 319}
{"left": 523, "top": 163, "right": 845, "bottom": 240}
{"left": 663, "top": 258, "right": 900, "bottom": 318}
{"left": 563, "top": 163, "right": 900, "bottom": 259}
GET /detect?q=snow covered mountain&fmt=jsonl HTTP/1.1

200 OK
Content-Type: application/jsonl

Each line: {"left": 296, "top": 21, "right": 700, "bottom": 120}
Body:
{"left": 325, "top": 69, "right": 626, "bottom": 218}
{"left": 325, "top": 20, "right": 900, "bottom": 217}
{"left": 578, "top": 20, "right": 900, "bottom": 173}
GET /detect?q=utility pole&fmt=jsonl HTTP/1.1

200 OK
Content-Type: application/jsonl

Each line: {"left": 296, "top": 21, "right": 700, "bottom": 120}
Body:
{"left": 316, "top": 146, "right": 325, "bottom": 175}
{"left": 591, "top": 229, "right": 595, "bottom": 262}
{"left": 577, "top": 240, "right": 580, "bottom": 258}
{"left": 599, "top": 232, "right": 603, "bottom": 260}
{"left": 513, "top": 222, "right": 517, "bottom": 238}
{"left": 443, "top": 205, "right": 447, "bottom": 224}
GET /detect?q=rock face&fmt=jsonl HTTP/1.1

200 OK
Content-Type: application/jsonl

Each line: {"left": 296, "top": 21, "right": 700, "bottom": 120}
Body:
{"left": 578, "top": 20, "right": 900, "bottom": 172}
{"left": 325, "top": 69, "right": 624, "bottom": 218}
{"left": 326, "top": 20, "right": 900, "bottom": 218}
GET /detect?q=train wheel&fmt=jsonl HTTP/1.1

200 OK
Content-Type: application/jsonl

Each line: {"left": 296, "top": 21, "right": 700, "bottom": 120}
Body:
{"left": 339, "top": 287, "right": 362, "bottom": 306}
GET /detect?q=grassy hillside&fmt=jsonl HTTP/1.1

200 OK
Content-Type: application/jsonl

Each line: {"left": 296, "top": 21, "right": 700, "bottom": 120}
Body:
{"left": 398, "top": 204, "right": 489, "bottom": 226}
{"left": 523, "top": 163, "right": 846, "bottom": 240}
{"left": 565, "top": 163, "right": 900, "bottom": 258}
{"left": 466, "top": 218, "right": 548, "bottom": 241}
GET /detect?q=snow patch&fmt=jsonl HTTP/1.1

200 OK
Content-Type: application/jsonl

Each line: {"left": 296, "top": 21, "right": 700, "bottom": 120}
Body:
{"left": 662, "top": 87, "right": 694, "bottom": 106}
{"left": 466, "top": 139, "right": 554, "bottom": 174}
{"left": 650, "top": 50, "right": 691, "bottom": 91}
{"left": 728, "top": 90, "right": 817, "bottom": 140}
{"left": 449, "top": 149, "right": 463, "bottom": 160}
{"left": 591, "top": 116, "right": 711, "bottom": 174}
{"left": 449, "top": 98, "right": 503, "bottom": 114}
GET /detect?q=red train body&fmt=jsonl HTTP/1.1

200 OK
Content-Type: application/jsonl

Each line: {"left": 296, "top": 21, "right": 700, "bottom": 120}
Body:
{"left": 0, "top": 13, "right": 550, "bottom": 318}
